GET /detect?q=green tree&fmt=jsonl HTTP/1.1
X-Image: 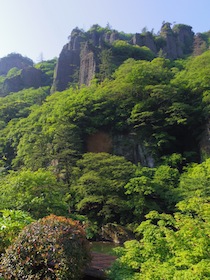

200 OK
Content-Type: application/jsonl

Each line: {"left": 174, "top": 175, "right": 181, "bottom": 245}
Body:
{"left": 71, "top": 153, "right": 136, "bottom": 226}
{"left": 35, "top": 58, "right": 57, "bottom": 85}
{"left": 178, "top": 158, "right": 210, "bottom": 199}
{"left": 112, "top": 40, "right": 155, "bottom": 66}
{"left": 0, "top": 169, "right": 68, "bottom": 219}
{"left": 98, "top": 48, "right": 116, "bottom": 80}
{"left": 125, "top": 164, "right": 180, "bottom": 226}
{"left": 109, "top": 195, "right": 210, "bottom": 280}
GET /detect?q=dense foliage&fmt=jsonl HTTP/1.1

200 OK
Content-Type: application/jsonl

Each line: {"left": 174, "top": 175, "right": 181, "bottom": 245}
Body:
{"left": 0, "top": 169, "right": 68, "bottom": 219}
{"left": 71, "top": 152, "right": 136, "bottom": 226}
{"left": 1, "top": 52, "right": 210, "bottom": 173}
{"left": 0, "top": 215, "right": 91, "bottom": 280}
{"left": 108, "top": 160, "right": 210, "bottom": 279}
{"left": 0, "top": 30, "right": 210, "bottom": 279}
{"left": 109, "top": 199, "right": 210, "bottom": 279}
{"left": 0, "top": 210, "right": 34, "bottom": 254}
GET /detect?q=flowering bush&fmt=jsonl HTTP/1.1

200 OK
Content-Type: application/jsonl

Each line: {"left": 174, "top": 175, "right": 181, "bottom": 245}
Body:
{"left": 1, "top": 215, "right": 91, "bottom": 280}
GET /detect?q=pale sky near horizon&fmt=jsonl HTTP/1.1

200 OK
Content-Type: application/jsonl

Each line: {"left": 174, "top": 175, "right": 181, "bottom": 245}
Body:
{"left": 0, "top": 0, "right": 209, "bottom": 62}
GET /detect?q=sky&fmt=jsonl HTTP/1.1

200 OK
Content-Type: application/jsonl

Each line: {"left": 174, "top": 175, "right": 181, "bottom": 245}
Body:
{"left": 0, "top": 0, "right": 209, "bottom": 62}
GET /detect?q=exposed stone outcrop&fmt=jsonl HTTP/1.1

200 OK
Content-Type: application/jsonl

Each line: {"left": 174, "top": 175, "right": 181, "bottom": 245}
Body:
{"left": 86, "top": 130, "right": 155, "bottom": 167}
{"left": 193, "top": 33, "right": 208, "bottom": 56}
{"left": 108, "top": 31, "right": 119, "bottom": 44}
{"left": 160, "top": 23, "right": 179, "bottom": 59}
{"left": 78, "top": 30, "right": 120, "bottom": 86}
{"left": 79, "top": 42, "right": 99, "bottom": 86}
{"left": 132, "top": 32, "right": 157, "bottom": 54}
{"left": 112, "top": 133, "right": 155, "bottom": 167}
{"left": 131, "top": 23, "right": 195, "bottom": 60}
{"left": 0, "top": 53, "right": 53, "bottom": 96}
{"left": 174, "top": 24, "right": 195, "bottom": 55}
{"left": 0, "top": 53, "right": 33, "bottom": 75}
{"left": 100, "top": 223, "right": 134, "bottom": 244}
{"left": 52, "top": 28, "right": 121, "bottom": 92}
{"left": 86, "top": 131, "right": 112, "bottom": 153}
{"left": 21, "top": 67, "right": 43, "bottom": 88}
{"left": 160, "top": 23, "right": 194, "bottom": 59}
{"left": 1, "top": 67, "right": 45, "bottom": 96}
{"left": 52, "top": 23, "right": 196, "bottom": 92}
{"left": 51, "top": 28, "right": 85, "bottom": 92}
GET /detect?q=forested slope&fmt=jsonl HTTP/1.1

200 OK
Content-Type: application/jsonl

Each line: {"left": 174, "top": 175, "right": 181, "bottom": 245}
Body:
{"left": 0, "top": 24, "right": 210, "bottom": 279}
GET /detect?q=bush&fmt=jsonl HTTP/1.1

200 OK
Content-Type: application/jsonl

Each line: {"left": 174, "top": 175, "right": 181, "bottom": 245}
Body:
{"left": 0, "top": 209, "right": 34, "bottom": 255}
{"left": 0, "top": 169, "right": 69, "bottom": 219}
{"left": 0, "top": 215, "right": 91, "bottom": 280}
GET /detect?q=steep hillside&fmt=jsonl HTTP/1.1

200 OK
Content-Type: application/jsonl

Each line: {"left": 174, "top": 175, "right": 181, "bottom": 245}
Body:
{"left": 52, "top": 22, "right": 198, "bottom": 91}
{"left": 0, "top": 24, "right": 210, "bottom": 169}
{"left": 0, "top": 24, "right": 210, "bottom": 280}
{"left": 0, "top": 54, "right": 56, "bottom": 96}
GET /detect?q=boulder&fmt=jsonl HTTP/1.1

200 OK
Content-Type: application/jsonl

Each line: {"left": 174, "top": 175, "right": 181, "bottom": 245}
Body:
{"left": 100, "top": 223, "right": 134, "bottom": 244}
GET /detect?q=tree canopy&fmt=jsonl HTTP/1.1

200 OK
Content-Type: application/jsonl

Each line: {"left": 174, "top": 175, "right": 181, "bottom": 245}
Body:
{"left": 0, "top": 38, "right": 210, "bottom": 280}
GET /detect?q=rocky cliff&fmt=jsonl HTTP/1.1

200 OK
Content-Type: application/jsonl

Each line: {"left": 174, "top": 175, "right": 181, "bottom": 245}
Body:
{"left": 159, "top": 23, "right": 194, "bottom": 59}
{"left": 193, "top": 33, "right": 209, "bottom": 56}
{"left": 52, "top": 23, "right": 196, "bottom": 92}
{"left": 51, "top": 26, "right": 121, "bottom": 91}
{"left": 132, "top": 32, "right": 157, "bottom": 54}
{"left": 0, "top": 54, "right": 53, "bottom": 96}
{"left": 0, "top": 53, "right": 33, "bottom": 75}
{"left": 86, "top": 130, "right": 154, "bottom": 167}
{"left": 1, "top": 67, "right": 44, "bottom": 96}
{"left": 51, "top": 28, "right": 84, "bottom": 92}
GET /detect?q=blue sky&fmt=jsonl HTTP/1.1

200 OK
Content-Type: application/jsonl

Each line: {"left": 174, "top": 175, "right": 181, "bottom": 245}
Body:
{"left": 0, "top": 0, "right": 209, "bottom": 62}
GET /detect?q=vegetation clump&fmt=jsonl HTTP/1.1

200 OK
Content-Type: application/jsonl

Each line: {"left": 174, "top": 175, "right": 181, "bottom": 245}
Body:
{"left": 108, "top": 159, "right": 210, "bottom": 280}
{"left": 0, "top": 209, "right": 34, "bottom": 255}
{"left": 0, "top": 215, "right": 91, "bottom": 280}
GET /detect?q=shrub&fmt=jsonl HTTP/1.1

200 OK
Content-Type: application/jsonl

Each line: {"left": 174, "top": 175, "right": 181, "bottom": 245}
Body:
{"left": 0, "top": 215, "right": 91, "bottom": 280}
{"left": 0, "top": 209, "right": 34, "bottom": 255}
{"left": 0, "top": 169, "right": 69, "bottom": 219}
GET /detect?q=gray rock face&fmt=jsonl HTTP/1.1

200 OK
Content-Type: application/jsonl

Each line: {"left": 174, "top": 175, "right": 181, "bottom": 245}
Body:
{"left": 175, "top": 24, "right": 195, "bottom": 55}
{"left": 103, "top": 30, "right": 119, "bottom": 44}
{"left": 100, "top": 223, "right": 134, "bottom": 243}
{"left": 52, "top": 44, "right": 80, "bottom": 91}
{"left": 1, "top": 67, "right": 43, "bottom": 96}
{"left": 131, "top": 23, "right": 194, "bottom": 60}
{"left": 112, "top": 133, "right": 155, "bottom": 167}
{"left": 132, "top": 32, "right": 157, "bottom": 54}
{"left": 0, "top": 53, "right": 51, "bottom": 96}
{"left": 79, "top": 42, "right": 98, "bottom": 86}
{"left": 160, "top": 23, "right": 194, "bottom": 59}
{"left": 52, "top": 28, "right": 121, "bottom": 92}
{"left": 21, "top": 67, "right": 43, "bottom": 88}
{"left": 109, "top": 31, "right": 119, "bottom": 44}
{"left": 193, "top": 33, "right": 208, "bottom": 56}
{"left": 86, "top": 130, "right": 155, "bottom": 167}
{"left": 51, "top": 28, "right": 85, "bottom": 92}
{"left": 52, "top": 23, "right": 195, "bottom": 92}
{"left": 161, "top": 24, "right": 179, "bottom": 59}
{"left": 0, "top": 53, "right": 33, "bottom": 75}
